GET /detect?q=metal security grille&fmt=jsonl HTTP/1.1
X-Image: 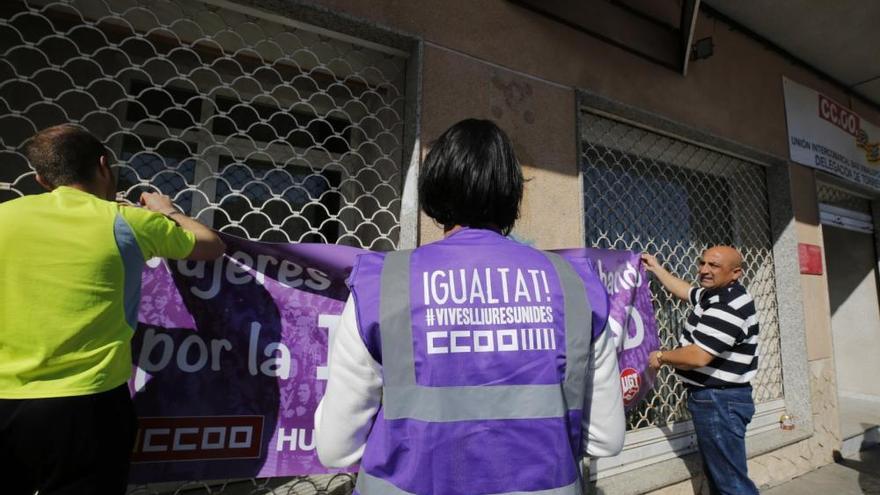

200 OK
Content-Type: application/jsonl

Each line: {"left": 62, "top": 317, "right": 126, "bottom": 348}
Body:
{"left": 580, "top": 110, "right": 784, "bottom": 431}
{"left": 817, "top": 181, "right": 872, "bottom": 214}
{"left": 0, "top": 0, "right": 410, "bottom": 493}
{"left": 0, "top": 0, "right": 408, "bottom": 251}
{"left": 126, "top": 475, "right": 355, "bottom": 495}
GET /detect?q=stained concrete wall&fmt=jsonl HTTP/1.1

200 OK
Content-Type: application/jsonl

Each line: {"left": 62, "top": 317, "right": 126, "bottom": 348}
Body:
{"left": 417, "top": 46, "right": 581, "bottom": 249}
{"left": 304, "top": 0, "right": 873, "bottom": 249}
{"left": 306, "top": 0, "right": 873, "bottom": 158}
{"left": 790, "top": 166, "right": 836, "bottom": 362}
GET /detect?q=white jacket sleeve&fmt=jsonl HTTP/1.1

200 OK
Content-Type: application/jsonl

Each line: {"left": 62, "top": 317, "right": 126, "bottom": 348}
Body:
{"left": 582, "top": 327, "right": 626, "bottom": 457}
{"left": 314, "top": 295, "right": 383, "bottom": 468}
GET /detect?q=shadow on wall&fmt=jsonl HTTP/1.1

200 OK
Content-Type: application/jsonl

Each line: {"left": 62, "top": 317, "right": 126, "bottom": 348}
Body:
{"left": 823, "top": 224, "right": 880, "bottom": 316}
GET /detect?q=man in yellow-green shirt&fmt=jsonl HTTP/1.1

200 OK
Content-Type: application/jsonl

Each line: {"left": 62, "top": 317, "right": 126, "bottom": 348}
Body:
{"left": 0, "top": 124, "right": 226, "bottom": 494}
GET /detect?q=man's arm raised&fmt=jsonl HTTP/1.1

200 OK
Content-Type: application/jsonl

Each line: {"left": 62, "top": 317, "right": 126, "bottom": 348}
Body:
{"left": 139, "top": 192, "right": 226, "bottom": 261}
{"left": 640, "top": 253, "right": 692, "bottom": 302}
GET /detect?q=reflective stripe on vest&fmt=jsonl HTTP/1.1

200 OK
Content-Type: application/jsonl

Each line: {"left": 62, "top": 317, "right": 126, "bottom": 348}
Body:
{"left": 362, "top": 249, "right": 591, "bottom": 495}
{"left": 356, "top": 470, "right": 584, "bottom": 495}
{"left": 377, "top": 249, "right": 592, "bottom": 420}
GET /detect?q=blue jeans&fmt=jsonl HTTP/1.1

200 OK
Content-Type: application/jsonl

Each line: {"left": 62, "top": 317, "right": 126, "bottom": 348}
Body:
{"left": 687, "top": 386, "right": 758, "bottom": 495}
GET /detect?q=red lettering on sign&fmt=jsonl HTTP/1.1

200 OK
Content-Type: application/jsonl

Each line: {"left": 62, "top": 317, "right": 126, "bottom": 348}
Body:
{"left": 818, "top": 95, "right": 860, "bottom": 137}
{"left": 132, "top": 416, "right": 264, "bottom": 462}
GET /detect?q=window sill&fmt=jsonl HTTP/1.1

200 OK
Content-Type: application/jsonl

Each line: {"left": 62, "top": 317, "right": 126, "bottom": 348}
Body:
{"left": 589, "top": 399, "right": 813, "bottom": 494}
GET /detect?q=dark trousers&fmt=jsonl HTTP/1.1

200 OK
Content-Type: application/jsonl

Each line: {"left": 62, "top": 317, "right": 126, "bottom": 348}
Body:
{"left": 0, "top": 384, "right": 137, "bottom": 495}
{"left": 687, "top": 385, "right": 759, "bottom": 495}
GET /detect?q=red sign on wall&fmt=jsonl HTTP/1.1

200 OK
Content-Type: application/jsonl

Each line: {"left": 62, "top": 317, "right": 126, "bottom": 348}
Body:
{"left": 798, "top": 243, "right": 823, "bottom": 275}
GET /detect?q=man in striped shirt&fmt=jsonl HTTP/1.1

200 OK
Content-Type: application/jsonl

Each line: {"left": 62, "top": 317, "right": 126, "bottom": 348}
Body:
{"left": 642, "top": 246, "right": 759, "bottom": 495}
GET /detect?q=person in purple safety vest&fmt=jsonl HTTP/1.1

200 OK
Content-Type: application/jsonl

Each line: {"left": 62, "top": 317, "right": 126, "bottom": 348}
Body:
{"left": 314, "top": 119, "right": 625, "bottom": 495}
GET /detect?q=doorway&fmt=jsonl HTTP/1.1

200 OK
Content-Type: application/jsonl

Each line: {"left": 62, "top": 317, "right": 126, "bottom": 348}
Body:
{"left": 819, "top": 181, "right": 880, "bottom": 453}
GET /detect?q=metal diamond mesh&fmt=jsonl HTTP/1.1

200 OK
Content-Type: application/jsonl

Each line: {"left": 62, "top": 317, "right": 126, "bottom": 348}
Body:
{"left": 580, "top": 111, "right": 784, "bottom": 430}
{"left": 816, "top": 181, "right": 872, "bottom": 214}
{"left": 125, "top": 475, "right": 355, "bottom": 495}
{"left": 0, "top": 0, "right": 407, "bottom": 250}
{"left": 0, "top": 0, "right": 412, "bottom": 492}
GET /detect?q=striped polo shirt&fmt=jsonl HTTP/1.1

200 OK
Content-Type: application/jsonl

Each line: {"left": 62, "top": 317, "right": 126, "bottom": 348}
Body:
{"left": 677, "top": 282, "right": 759, "bottom": 388}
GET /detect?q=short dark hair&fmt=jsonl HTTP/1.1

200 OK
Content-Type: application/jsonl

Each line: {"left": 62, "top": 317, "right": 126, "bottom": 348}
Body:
{"left": 419, "top": 119, "right": 523, "bottom": 235}
{"left": 24, "top": 124, "right": 106, "bottom": 188}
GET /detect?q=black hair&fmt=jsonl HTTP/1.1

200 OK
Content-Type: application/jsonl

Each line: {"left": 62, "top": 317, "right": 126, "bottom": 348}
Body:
{"left": 418, "top": 119, "right": 523, "bottom": 235}
{"left": 24, "top": 124, "right": 106, "bottom": 188}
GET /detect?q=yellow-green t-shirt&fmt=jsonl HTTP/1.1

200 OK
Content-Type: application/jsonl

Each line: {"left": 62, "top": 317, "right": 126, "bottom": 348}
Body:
{"left": 0, "top": 186, "right": 196, "bottom": 398}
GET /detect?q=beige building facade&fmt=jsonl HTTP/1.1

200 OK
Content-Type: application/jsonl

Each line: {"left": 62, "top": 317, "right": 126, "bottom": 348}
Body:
{"left": 301, "top": 2, "right": 873, "bottom": 491}
{"left": 1, "top": 0, "right": 879, "bottom": 493}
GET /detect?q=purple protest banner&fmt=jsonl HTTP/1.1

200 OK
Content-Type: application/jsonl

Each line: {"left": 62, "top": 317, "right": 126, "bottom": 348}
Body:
{"left": 129, "top": 237, "right": 659, "bottom": 482}
{"left": 556, "top": 248, "right": 660, "bottom": 411}
{"left": 129, "top": 233, "right": 361, "bottom": 482}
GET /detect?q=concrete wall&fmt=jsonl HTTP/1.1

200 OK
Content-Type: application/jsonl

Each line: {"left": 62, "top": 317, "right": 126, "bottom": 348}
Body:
{"left": 790, "top": 166, "right": 836, "bottom": 362}
{"left": 417, "top": 46, "right": 581, "bottom": 248}
{"left": 303, "top": 0, "right": 874, "bottom": 246}
{"left": 825, "top": 225, "right": 880, "bottom": 398}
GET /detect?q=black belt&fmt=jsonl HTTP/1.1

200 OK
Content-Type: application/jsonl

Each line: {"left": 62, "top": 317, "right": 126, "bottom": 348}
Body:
{"left": 686, "top": 382, "right": 752, "bottom": 391}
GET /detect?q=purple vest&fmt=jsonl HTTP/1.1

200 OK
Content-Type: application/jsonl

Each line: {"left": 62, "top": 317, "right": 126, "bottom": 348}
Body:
{"left": 348, "top": 229, "right": 608, "bottom": 495}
